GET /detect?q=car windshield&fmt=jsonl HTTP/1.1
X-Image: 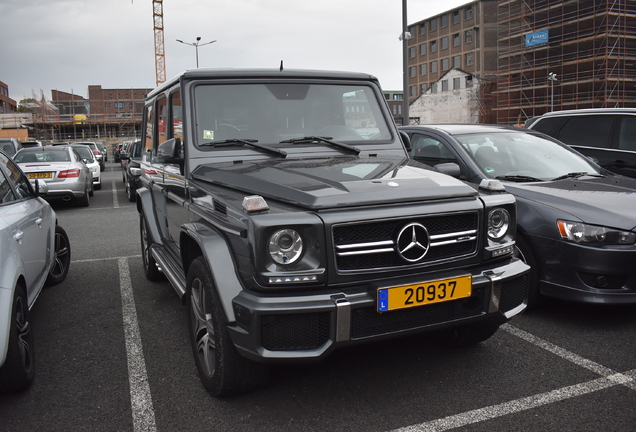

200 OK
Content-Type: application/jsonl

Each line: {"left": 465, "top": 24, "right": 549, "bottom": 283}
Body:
{"left": 14, "top": 150, "right": 71, "bottom": 163}
{"left": 455, "top": 131, "right": 603, "bottom": 181}
{"left": 193, "top": 83, "right": 392, "bottom": 148}
{"left": 72, "top": 146, "right": 95, "bottom": 162}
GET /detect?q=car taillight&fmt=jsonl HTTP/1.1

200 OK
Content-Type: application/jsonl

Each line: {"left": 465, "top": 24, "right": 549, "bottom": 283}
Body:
{"left": 93, "top": 151, "right": 101, "bottom": 155}
{"left": 58, "top": 169, "right": 81, "bottom": 178}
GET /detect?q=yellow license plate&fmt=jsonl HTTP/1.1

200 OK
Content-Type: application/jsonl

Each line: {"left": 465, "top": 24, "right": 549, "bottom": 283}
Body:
{"left": 377, "top": 275, "right": 472, "bottom": 312}
{"left": 28, "top": 172, "right": 53, "bottom": 179}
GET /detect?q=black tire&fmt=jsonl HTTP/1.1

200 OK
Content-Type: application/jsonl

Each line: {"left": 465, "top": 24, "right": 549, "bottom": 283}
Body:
{"left": 187, "top": 257, "right": 269, "bottom": 397}
{"left": 89, "top": 183, "right": 94, "bottom": 197}
{"left": 45, "top": 225, "right": 71, "bottom": 286}
{"left": 126, "top": 181, "right": 136, "bottom": 202}
{"left": 140, "top": 214, "right": 164, "bottom": 281}
{"left": 94, "top": 181, "right": 102, "bottom": 191}
{"left": 514, "top": 234, "right": 541, "bottom": 308}
{"left": 433, "top": 320, "right": 500, "bottom": 348}
{"left": 77, "top": 183, "right": 90, "bottom": 207}
{"left": 0, "top": 284, "right": 35, "bottom": 393}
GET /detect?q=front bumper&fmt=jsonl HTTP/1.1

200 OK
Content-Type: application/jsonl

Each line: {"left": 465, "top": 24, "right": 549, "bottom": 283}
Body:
{"left": 228, "top": 258, "right": 529, "bottom": 362}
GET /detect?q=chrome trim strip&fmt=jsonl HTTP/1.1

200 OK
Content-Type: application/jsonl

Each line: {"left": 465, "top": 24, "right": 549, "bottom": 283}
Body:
{"left": 430, "top": 235, "right": 477, "bottom": 247}
{"left": 333, "top": 296, "right": 351, "bottom": 342}
{"left": 337, "top": 247, "right": 395, "bottom": 257}
{"left": 336, "top": 240, "right": 394, "bottom": 250}
{"left": 430, "top": 229, "right": 477, "bottom": 240}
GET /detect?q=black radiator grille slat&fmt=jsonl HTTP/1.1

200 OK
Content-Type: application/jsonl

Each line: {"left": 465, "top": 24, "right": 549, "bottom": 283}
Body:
{"left": 261, "top": 312, "right": 330, "bottom": 351}
{"left": 333, "top": 213, "right": 479, "bottom": 271}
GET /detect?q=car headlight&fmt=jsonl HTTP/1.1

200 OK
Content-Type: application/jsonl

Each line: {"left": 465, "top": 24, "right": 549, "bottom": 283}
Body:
{"left": 130, "top": 167, "right": 142, "bottom": 176}
{"left": 268, "top": 229, "right": 303, "bottom": 265}
{"left": 90, "top": 166, "right": 98, "bottom": 173}
{"left": 557, "top": 220, "right": 636, "bottom": 246}
{"left": 487, "top": 208, "right": 510, "bottom": 240}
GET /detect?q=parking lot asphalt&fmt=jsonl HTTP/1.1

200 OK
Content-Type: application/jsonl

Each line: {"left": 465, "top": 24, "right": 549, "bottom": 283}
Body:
{"left": 0, "top": 160, "right": 634, "bottom": 432}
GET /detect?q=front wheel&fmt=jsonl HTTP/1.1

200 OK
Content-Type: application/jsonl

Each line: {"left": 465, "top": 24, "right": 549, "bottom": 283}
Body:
{"left": 126, "top": 181, "right": 136, "bottom": 202}
{"left": 187, "top": 257, "right": 269, "bottom": 397}
{"left": 140, "top": 214, "right": 164, "bottom": 281}
{"left": 0, "top": 284, "right": 35, "bottom": 393}
{"left": 45, "top": 225, "right": 71, "bottom": 286}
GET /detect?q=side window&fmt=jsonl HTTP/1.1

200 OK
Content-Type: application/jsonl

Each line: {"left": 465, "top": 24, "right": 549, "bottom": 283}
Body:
{"left": 144, "top": 104, "right": 154, "bottom": 152}
{"left": 170, "top": 90, "right": 184, "bottom": 158}
{"left": 3, "top": 156, "right": 33, "bottom": 200}
{"left": 157, "top": 96, "right": 168, "bottom": 146}
{"left": 410, "top": 134, "right": 459, "bottom": 167}
{"left": 0, "top": 168, "right": 16, "bottom": 204}
{"left": 618, "top": 116, "right": 636, "bottom": 151}
{"left": 558, "top": 116, "right": 614, "bottom": 148}
{"left": 528, "top": 117, "right": 567, "bottom": 137}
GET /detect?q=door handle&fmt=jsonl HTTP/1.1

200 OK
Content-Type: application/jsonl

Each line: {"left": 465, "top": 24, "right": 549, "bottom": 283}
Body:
{"left": 14, "top": 230, "right": 24, "bottom": 243}
{"left": 36, "top": 217, "right": 43, "bottom": 226}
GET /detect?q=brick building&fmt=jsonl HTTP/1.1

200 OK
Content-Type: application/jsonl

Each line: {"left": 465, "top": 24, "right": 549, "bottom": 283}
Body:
{"left": 0, "top": 81, "right": 18, "bottom": 114}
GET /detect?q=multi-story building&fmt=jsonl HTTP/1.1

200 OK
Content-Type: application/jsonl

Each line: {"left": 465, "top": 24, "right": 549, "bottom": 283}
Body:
{"left": 495, "top": 0, "right": 636, "bottom": 125}
{"left": 406, "top": 0, "right": 499, "bottom": 103}
{"left": 0, "top": 81, "right": 18, "bottom": 114}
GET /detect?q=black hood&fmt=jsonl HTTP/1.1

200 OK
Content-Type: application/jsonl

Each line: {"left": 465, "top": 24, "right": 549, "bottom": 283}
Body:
{"left": 191, "top": 156, "right": 478, "bottom": 210}
{"left": 507, "top": 175, "right": 636, "bottom": 230}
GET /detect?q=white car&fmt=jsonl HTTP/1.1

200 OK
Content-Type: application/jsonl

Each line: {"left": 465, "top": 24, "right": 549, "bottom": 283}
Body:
{"left": 0, "top": 149, "right": 70, "bottom": 393}
{"left": 70, "top": 144, "right": 101, "bottom": 190}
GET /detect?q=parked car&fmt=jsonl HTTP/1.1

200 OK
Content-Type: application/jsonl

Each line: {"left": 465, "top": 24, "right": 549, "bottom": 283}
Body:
{"left": 120, "top": 139, "right": 142, "bottom": 202}
{"left": 114, "top": 141, "right": 128, "bottom": 163}
{"left": 0, "top": 138, "right": 22, "bottom": 158}
{"left": 525, "top": 108, "right": 636, "bottom": 179}
{"left": 70, "top": 144, "right": 101, "bottom": 191}
{"left": 0, "top": 148, "right": 70, "bottom": 393}
{"left": 13, "top": 146, "right": 92, "bottom": 206}
{"left": 20, "top": 141, "right": 43, "bottom": 148}
{"left": 137, "top": 68, "right": 529, "bottom": 396}
{"left": 72, "top": 141, "right": 104, "bottom": 172}
{"left": 119, "top": 141, "right": 133, "bottom": 171}
{"left": 400, "top": 124, "right": 636, "bottom": 306}
{"left": 95, "top": 142, "right": 108, "bottom": 162}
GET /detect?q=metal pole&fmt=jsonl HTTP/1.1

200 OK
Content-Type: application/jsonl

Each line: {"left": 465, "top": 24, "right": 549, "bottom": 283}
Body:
{"left": 402, "top": 0, "right": 409, "bottom": 126}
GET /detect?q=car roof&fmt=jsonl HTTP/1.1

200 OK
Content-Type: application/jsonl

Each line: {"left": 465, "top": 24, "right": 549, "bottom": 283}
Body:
{"left": 149, "top": 68, "right": 379, "bottom": 98}
{"left": 400, "top": 124, "right": 527, "bottom": 136}
{"left": 534, "top": 108, "right": 636, "bottom": 118}
{"left": 20, "top": 145, "right": 69, "bottom": 151}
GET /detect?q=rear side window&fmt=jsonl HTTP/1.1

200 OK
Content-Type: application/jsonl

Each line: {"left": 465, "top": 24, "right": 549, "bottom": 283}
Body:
{"left": 529, "top": 117, "right": 567, "bottom": 136}
{"left": 557, "top": 116, "right": 614, "bottom": 148}
{"left": 618, "top": 116, "right": 636, "bottom": 151}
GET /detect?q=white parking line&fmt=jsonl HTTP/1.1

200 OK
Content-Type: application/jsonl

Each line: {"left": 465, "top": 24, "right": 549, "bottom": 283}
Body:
{"left": 390, "top": 324, "right": 636, "bottom": 432}
{"left": 118, "top": 257, "right": 157, "bottom": 432}
{"left": 112, "top": 181, "right": 120, "bottom": 208}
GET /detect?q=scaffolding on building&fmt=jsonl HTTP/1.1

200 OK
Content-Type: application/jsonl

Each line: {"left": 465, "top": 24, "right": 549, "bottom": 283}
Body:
{"left": 494, "top": 0, "right": 636, "bottom": 125}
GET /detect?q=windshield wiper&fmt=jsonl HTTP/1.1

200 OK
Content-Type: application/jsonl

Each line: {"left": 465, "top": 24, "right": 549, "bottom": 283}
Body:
{"left": 495, "top": 175, "right": 543, "bottom": 182}
{"left": 200, "top": 139, "right": 287, "bottom": 157}
{"left": 279, "top": 136, "right": 361, "bottom": 155}
{"left": 550, "top": 172, "right": 604, "bottom": 181}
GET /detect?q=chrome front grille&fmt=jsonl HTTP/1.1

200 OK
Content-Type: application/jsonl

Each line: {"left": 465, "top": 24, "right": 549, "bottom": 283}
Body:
{"left": 333, "top": 212, "right": 479, "bottom": 271}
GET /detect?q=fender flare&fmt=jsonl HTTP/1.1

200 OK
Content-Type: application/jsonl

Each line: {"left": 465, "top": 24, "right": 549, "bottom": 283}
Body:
{"left": 136, "top": 186, "right": 163, "bottom": 247}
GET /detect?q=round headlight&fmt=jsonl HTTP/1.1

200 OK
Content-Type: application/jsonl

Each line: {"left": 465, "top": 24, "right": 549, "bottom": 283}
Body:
{"left": 487, "top": 208, "right": 510, "bottom": 240}
{"left": 268, "top": 229, "right": 303, "bottom": 265}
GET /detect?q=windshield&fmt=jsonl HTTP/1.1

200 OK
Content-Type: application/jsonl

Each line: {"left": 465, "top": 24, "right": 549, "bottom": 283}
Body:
{"left": 0, "top": 140, "right": 17, "bottom": 156}
{"left": 15, "top": 150, "right": 71, "bottom": 163}
{"left": 72, "top": 146, "right": 95, "bottom": 162}
{"left": 455, "top": 131, "right": 602, "bottom": 181}
{"left": 193, "top": 83, "right": 392, "bottom": 147}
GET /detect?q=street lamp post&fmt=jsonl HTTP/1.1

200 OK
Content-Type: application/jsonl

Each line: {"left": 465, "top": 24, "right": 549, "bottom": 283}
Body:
{"left": 176, "top": 37, "right": 217, "bottom": 68}
{"left": 548, "top": 72, "right": 557, "bottom": 112}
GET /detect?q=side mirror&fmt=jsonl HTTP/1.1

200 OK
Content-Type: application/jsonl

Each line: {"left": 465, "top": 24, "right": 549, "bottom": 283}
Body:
{"left": 434, "top": 162, "right": 461, "bottom": 178}
{"left": 35, "top": 179, "right": 49, "bottom": 196}
{"left": 157, "top": 137, "right": 183, "bottom": 163}
{"left": 399, "top": 131, "right": 411, "bottom": 152}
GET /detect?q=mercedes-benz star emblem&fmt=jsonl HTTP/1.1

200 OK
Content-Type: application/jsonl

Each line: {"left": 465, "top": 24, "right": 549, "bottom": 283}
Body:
{"left": 396, "top": 223, "right": 430, "bottom": 262}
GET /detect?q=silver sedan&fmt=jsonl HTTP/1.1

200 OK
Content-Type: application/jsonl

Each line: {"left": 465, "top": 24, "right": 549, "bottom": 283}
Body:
{"left": 13, "top": 146, "right": 92, "bottom": 207}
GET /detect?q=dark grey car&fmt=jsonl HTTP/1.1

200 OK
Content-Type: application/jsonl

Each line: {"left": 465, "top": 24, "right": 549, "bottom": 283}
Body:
{"left": 401, "top": 124, "right": 636, "bottom": 306}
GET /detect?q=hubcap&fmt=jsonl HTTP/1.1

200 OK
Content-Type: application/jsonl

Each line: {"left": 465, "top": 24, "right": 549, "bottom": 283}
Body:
{"left": 49, "top": 230, "right": 70, "bottom": 278}
{"left": 15, "top": 296, "right": 33, "bottom": 373}
{"left": 190, "top": 278, "right": 216, "bottom": 378}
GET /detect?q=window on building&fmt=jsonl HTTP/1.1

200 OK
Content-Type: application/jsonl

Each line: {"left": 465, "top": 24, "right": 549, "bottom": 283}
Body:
{"left": 420, "top": 24, "right": 426, "bottom": 35}
{"left": 453, "top": 55, "right": 461, "bottom": 68}
{"left": 453, "top": 33, "right": 461, "bottom": 46}
{"left": 421, "top": 83, "right": 427, "bottom": 94}
{"left": 409, "top": 47, "right": 416, "bottom": 58}
{"left": 441, "top": 14, "right": 448, "bottom": 28}
{"left": 441, "top": 58, "right": 449, "bottom": 71}
{"left": 465, "top": 29, "right": 473, "bottom": 43}
{"left": 410, "top": 66, "right": 417, "bottom": 78}
{"left": 466, "top": 75, "right": 473, "bottom": 87}
{"left": 431, "top": 61, "right": 438, "bottom": 74}
{"left": 109, "top": 94, "right": 113, "bottom": 99}
{"left": 392, "top": 104, "right": 397, "bottom": 115}
{"left": 466, "top": 5, "right": 473, "bottom": 19}
{"left": 430, "top": 40, "right": 437, "bottom": 53}
{"left": 384, "top": 93, "right": 390, "bottom": 100}
{"left": 465, "top": 52, "right": 474, "bottom": 66}
{"left": 453, "top": 77, "right": 461, "bottom": 90}
{"left": 452, "top": 10, "right": 461, "bottom": 24}
{"left": 431, "top": 83, "right": 437, "bottom": 94}
{"left": 429, "top": 19, "right": 437, "bottom": 32}
{"left": 410, "top": 85, "right": 416, "bottom": 97}
{"left": 420, "top": 64, "right": 427, "bottom": 75}
{"left": 129, "top": 102, "right": 133, "bottom": 109}
{"left": 441, "top": 37, "right": 449, "bottom": 50}
{"left": 420, "top": 43, "right": 427, "bottom": 56}
{"left": 393, "top": 94, "right": 403, "bottom": 100}
{"left": 442, "top": 80, "right": 449, "bottom": 91}
{"left": 115, "top": 102, "right": 125, "bottom": 109}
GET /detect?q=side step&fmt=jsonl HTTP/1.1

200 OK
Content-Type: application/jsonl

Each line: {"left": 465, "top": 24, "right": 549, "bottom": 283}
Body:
{"left": 151, "top": 246, "right": 187, "bottom": 298}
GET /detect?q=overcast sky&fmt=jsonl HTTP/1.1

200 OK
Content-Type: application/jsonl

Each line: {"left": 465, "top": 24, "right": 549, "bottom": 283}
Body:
{"left": 1, "top": 0, "right": 469, "bottom": 103}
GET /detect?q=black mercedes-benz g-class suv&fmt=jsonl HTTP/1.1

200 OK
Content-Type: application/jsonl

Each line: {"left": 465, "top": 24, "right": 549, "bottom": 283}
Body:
{"left": 137, "top": 68, "right": 529, "bottom": 396}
